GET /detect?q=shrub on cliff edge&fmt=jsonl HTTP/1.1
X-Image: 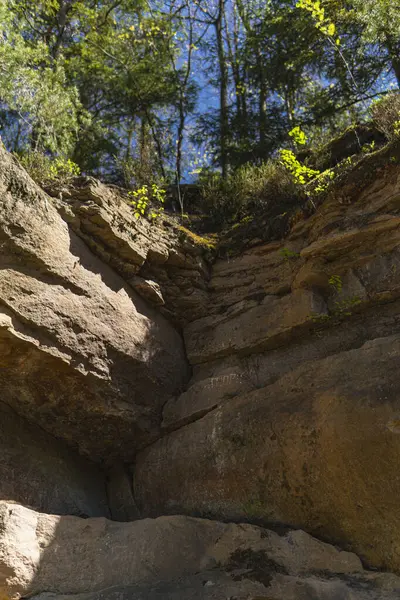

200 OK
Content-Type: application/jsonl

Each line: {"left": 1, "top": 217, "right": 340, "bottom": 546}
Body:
{"left": 371, "top": 93, "right": 400, "bottom": 141}
{"left": 199, "top": 160, "right": 302, "bottom": 227}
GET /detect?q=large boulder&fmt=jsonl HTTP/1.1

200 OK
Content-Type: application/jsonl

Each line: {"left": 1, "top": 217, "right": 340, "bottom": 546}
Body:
{"left": 0, "top": 146, "right": 190, "bottom": 462}
{"left": 1, "top": 501, "right": 400, "bottom": 600}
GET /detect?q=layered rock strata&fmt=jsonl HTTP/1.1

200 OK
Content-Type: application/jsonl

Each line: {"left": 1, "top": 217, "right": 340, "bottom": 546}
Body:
{"left": 1, "top": 142, "right": 400, "bottom": 596}
{"left": 134, "top": 145, "right": 400, "bottom": 572}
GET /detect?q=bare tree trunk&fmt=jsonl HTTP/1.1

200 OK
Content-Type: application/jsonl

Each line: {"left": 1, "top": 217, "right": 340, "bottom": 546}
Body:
{"left": 384, "top": 36, "right": 400, "bottom": 87}
{"left": 258, "top": 47, "right": 267, "bottom": 149}
{"left": 175, "top": 0, "right": 194, "bottom": 205}
{"left": 393, "top": 58, "right": 400, "bottom": 87}
{"left": 139, "top": 117, "right": 148, "bottom": 184}
{"left": 215, "top": 0, "right": 229, "bottom": 179}
{"left": 225, "top": 4, "right": 246, "bottom": 126}
{"left": 236, "top": 0, "right": 267, "bottom": 149}
{"left": 51, "top": 0, "right": 72, "bottom": 60}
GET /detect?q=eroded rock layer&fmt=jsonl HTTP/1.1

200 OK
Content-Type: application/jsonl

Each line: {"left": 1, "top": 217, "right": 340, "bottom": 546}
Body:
{"left": 134, "top": 146, "right": 400, "bottom": 572}
{"left": 50, "top": 177, "right": 212, "bottom": 326}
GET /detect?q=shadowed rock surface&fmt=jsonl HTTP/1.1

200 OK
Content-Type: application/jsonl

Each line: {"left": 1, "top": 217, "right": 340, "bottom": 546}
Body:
{"left": 2, "top": 502, "right": 400, "bottom": 600}
{"left": 0, "top": 403, "right": 108, "bottom": 517}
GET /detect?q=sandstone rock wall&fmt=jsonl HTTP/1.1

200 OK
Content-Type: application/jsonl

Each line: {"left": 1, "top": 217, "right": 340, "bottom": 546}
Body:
{"left": 1, "top": 142, "right": 400, "bottom": 597}
{"left": 134, "top": 146, "right": 400, "bottom": 572}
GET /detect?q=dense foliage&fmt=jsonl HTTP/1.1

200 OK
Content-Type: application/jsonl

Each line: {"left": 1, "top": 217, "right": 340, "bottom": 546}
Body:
{"left": 0, "top": 0, "right": 399, "bottom": 198}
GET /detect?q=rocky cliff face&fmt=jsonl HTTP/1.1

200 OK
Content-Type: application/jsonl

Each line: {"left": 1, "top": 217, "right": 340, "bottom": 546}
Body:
{"left": 135, "top": 143, "right": 400, "bottom": 573}
{"left": 1, "top": 141, "right": 400, "bottom": 598}
{"left": 0, "top": 147, "right": 191, "bottom": 466}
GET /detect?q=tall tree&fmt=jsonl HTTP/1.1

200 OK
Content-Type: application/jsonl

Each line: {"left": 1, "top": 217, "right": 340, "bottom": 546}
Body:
{"left": 351, "top": 0, "right": 400, "bottom": 86}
